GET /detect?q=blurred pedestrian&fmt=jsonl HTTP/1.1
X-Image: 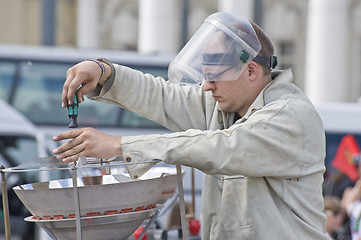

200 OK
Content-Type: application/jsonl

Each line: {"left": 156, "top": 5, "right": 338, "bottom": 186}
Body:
{"left": 342, "top": 155, "right": 361, "bottom": 240}
{"left": 324, "top": 195, "right": 344, "bottom": 239}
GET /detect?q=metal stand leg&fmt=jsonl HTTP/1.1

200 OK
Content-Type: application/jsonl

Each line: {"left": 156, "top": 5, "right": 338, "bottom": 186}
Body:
{"left": 176, "top": 164, "right": 188, "bottom": 240}
{"left": 137, "top": 208, "right": 162, "bottom": 239}
{"left": 1, "top": 167, "right": 11, "bottom": 240}
{"left": 38, "top": 223, "right": 59, "bottom": 240}
{"left": 72, "top": 166, "right": 83, "bottom": 240}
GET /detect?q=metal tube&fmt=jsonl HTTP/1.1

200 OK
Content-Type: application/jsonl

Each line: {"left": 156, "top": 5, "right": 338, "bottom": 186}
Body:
{"left": 72, "top": 166, "right": 83, "bottom": 240}
{"left": 38, "top": 223, "right": 58, "bottom": 240}
{"left": 176, "top": 164, "right": 188, "bottom": 240}
{"left": 137, "top": 208, "right": 161, "bottom": 239}
{"left": 1, "top": 166, "right": 11, "bottom": 240}
{"left": 191, "top": 167, "right": 195, "bottom": 215}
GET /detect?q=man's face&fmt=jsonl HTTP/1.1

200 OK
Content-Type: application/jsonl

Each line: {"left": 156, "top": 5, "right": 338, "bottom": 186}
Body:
{"left": 202, "top": 32, "right": 253, "bottom": 116}
{"left": 203, "top": 65, "right": 251, "bottom": 115}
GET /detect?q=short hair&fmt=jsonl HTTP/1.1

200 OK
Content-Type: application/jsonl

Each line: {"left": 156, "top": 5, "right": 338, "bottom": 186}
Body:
{"left": 250, "top": 22, "right": 275, "bottom": 75}
{"left": 324, "top": 195, "right": 342, "bottom": 214}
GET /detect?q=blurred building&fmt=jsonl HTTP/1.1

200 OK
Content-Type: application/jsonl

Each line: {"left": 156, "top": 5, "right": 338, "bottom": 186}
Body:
{"left": 0, "top": 0, "right": 360, "bottom": 103}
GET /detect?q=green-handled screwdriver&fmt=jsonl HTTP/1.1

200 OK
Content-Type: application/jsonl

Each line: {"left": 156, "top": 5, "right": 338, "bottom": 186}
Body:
{"left": 67, "top": 95, "right": 79, "bottom": 128}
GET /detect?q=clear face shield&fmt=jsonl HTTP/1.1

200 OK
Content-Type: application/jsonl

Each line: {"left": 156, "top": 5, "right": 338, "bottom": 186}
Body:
{"left": 168, "top": 12, "right": 261, "bottom": 85}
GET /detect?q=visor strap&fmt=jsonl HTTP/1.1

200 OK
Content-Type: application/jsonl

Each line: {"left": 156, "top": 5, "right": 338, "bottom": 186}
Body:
{"left": 202, "top": 53, "right": 236, "bottom": 65}
{"left": 253, "top": 55, "right": 278, "bottom": 69}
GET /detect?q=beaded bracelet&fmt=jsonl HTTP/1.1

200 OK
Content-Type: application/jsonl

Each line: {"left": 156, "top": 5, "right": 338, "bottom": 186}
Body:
{"left": 86, "top": 59, "right": 105, "bottom": 79}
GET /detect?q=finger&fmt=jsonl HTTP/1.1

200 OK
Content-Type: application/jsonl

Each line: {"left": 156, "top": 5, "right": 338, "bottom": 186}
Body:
{"left": 76, "top": 83, "right": 96, "bottom": 103}
{"left": 53, "top": 129, "right": 83, "bottom": 142}
{"left": 59, "top": 145, "right": 85, "bottom": 163}
{"left": 74, "top": 90, "right": 83, "bottom": 104}
{"left": 62, "top": 68, "right": 83, "bottom": 107}
{"left": 53, "top": 135, "right": 83, "bottom": 155}
{"left": 62, "top": 155, "right": 80, "bottom": 163}
{"left": 67, "top": 76, "right": 82, "bottom": 105}
{"left": 62, "top": 69, "right": 74, "bottom": 108}
{"left": 56, "top": 141, "right": 86, "bottom": 162}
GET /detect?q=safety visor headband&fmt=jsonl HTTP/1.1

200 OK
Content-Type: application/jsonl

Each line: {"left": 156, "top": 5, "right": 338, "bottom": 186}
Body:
{"left": 202, "top": 53, "right": 278, "bottom": 69}
{"left": 253, "top": 55, "right": 278, "bottom": 69}
{"left": 202, "top": 53, "right": 237, "bottom": 66}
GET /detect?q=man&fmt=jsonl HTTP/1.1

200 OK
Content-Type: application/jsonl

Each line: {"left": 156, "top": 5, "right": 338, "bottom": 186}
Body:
{"left": 53, "top": 12, "right": 328, "bottom": 239}
{"left": 340, "top": 152, "right": 361, "bottom": 240}
{"left": 323, "top": 196, "right": 343, "bottom": 239}
{"left": 343, "top": 180, "right": 361, "bottom": 240}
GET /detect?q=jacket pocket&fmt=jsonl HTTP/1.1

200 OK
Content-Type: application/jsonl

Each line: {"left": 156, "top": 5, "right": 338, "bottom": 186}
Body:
{"left": 218, "top": 176, "right": 267, "bottom": 231}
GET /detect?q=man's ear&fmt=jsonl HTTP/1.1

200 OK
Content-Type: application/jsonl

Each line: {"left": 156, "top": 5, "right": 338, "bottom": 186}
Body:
{"left": 248, "top": 61, "right": 259, "bottom": 80}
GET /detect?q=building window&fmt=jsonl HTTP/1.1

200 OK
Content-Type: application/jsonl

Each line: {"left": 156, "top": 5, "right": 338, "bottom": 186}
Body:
{"left": 277, "top": 41, "right": 294, "bottom": 70}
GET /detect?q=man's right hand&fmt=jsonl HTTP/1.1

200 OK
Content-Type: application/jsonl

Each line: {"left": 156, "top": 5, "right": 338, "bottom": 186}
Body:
{"left": 62, "top": 60, "right": 111, "bottom": 108}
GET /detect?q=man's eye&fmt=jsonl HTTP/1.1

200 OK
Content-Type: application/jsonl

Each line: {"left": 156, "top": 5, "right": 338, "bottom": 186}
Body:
{"left": 203, "top": 75, "right": 215, "bottom": 81}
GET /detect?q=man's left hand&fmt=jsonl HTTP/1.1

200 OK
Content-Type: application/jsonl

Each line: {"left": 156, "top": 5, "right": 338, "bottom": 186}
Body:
{"left": 53, "top": 127, "right": 122, "bottom": 163}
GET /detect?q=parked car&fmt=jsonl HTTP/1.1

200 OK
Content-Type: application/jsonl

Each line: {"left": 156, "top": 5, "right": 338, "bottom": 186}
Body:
{"left": 0, "top": 99, "right": 53, "bottom": 240}
{"left": 0, "top": 44, "right": 173, "bottom": 132}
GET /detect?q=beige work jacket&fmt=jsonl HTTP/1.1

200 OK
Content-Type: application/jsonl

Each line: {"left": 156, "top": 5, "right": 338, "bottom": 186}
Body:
{"left": 88, "top": 65, "right": 328, "bottom": 240}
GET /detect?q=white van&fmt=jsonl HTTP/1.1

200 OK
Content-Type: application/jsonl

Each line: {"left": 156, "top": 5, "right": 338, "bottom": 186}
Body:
{"left": 0, "top": 44, "right": 175, "bottom": 137}
{"left": 0, "top": 99, "right": 51, "bottom": 240}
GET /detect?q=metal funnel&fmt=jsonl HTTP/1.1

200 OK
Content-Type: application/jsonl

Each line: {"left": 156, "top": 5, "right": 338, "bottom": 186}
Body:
{"left": 25, "top": 207, "right": 160, "bottom": 240}
{"left": 13, "top": 167, "right": 178, "bottom": 239}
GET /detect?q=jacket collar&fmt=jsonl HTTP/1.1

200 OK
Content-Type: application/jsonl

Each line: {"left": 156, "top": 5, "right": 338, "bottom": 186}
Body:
{"left": 217, "top": 69, "right": 295, "bottom": 126}
{"left": 240, "top": 69, "right": 295, "bottom": 121}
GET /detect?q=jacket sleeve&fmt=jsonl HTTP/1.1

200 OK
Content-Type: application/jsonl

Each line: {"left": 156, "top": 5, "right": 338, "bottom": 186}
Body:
{"left": 121, "top": 97, "right": 326, "bottom": 178}
{"left": 87, "top": 63, "right": 214, "bottom": 132}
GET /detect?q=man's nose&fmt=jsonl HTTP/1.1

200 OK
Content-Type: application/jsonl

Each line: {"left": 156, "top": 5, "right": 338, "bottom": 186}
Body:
{"left": 204, "top": 80, "right": 216, "bottom": 91}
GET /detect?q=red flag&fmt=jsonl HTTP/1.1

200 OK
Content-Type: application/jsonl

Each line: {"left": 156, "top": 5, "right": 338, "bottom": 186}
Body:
{"left": 332, "top": 134, "right": 361, "bottom": 182}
